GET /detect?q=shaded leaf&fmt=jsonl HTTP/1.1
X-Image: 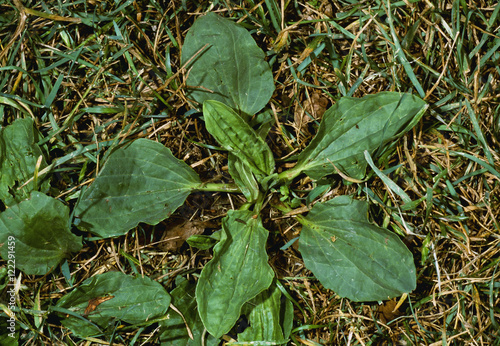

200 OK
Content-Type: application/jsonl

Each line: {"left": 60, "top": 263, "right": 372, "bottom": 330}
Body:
{"left": 228, "top": 153, "right": 260, "bottom": 203}
{"left": 296, "top": 92, "right": 427, "bottom": 180}
{"left": 0, "top": 118, "right": 49, "bottom": 207}
{"left": 239, "top": 282, "right": 293, "bottom": 344}
{"left": 181, "top": 12, "right": 274, "bottom": 115}
{"left": 251, "top": 108, "right": 275, "bottom": 140}
{"left": 186, "top": 234, "right": 218, "bottom": 250}
{"left": 0, "top": 267, "right": 8, "bottom": 291}
{"left": 56, "top": 271, "right": 171, "bottom": 338}
{"left": 0, "top": 317, "right": 19, "bottom": 344}
{"left": 204, "top": 100, "right": 275, "bottom": 176}
{"left": 75, "top": 139, "right": 201, "bottom": 238}
{"left": 299, "top": 195, "right": 416, "bottom": 301}
{"left": 196, "top": 210, "right": 274, "bottom": 338}
{"left": 0, "top": 192, "right": 82, "bottom": 275}
{"left": 159, "top": 279, "right": 219, "bottom": 345}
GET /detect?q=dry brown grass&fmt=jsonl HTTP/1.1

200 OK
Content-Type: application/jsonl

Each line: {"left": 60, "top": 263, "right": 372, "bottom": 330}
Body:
{"left": 0, "top": 0, "right": 499, "bottom": 344}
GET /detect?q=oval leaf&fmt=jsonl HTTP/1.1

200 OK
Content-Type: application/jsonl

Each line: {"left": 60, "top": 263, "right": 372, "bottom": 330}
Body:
{"left": 204, "top": 100, "right": 275, "bottom": 176}
{"left": 296, "top": 92, "right": 427, "bottom": 180}
{"left": 196, "top": 210, "right": 274, "bottom": 338}
{"left": 299, "top": 195, "right": 416, "bottom": 301}
{"left": 75, "top": 139, "right": 201, "bottom": 238}
{"left": 181, "top": 12, "right": 275, "bottom": 115}
{"left": 0, "top": 192, "right": 82, "bottom": 275}
{"left": 56, "top": 271, "right": 171, "bottom": 338}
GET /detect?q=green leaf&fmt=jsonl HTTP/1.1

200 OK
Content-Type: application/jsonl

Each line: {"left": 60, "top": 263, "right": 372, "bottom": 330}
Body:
{"left": 0, "top": 192, "right": 82, "bottom": 275}
{"left": 0, "top": 118, "right": 49, "bottom": 207}
{"left": 0, "top": 267, "right": 8, "bottom": 291}
{"left": 196, "top": 210, "right": 274, "bottom": 338}
{"left": 228, "top": 153, "right": 260, "bottom": 203}
{"left": 251, "top": 108, "right": 275, "bottom": 140}
{"left": 299, "top": 195, "right": 416, "bottom": 302}
{"left": 186, "top": 234, "right": 218, "bottom": 250}
{"left": 56, "top": 271, "right": 171, "bottom": 338}
{"left": 75, "top": 138, "right": 201, "bottom": 238}
{"left": 0, "top": 316, "right": 19, "bottom": 344}
{"left": 239, "top": 282, "right": 293, "bottom": 345}
{"left": 204, "top": 100, "right": 275, "bottom": 176}
{"left": 181, "top": 12, "right": 275, "bottom": 115}
{"left": 159, "top": 279, "right": 219, "bottom": 345}
{"left": 296, "top": 92, "right": 427, "bottom": 180}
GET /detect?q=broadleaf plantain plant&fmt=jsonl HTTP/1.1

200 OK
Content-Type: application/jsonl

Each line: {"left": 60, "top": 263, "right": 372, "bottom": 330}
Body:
{"left": 0, "top": 12, "right": 428, "bottom": 343}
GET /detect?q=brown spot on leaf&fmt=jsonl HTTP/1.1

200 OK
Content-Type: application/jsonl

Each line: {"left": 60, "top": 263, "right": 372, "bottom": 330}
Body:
{"left": 83, "top": 295, "right": 114, "bottom": 316}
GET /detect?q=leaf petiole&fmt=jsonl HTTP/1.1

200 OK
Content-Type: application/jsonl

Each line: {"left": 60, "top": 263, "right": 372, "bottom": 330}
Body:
{"left": 277, "top": 165, "right": 304, "bottom": 183}
{"left": 195, "top": 182, "right": 241, "bottom": 193}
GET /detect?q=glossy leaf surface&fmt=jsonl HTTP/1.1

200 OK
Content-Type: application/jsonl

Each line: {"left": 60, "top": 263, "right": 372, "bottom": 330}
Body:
{"left": 75, "top": 139, "right": 201, "bottom": 238}
{"left": 299, "top": 195, "right": 416, "bottom": 301}
{"left": 196, "top": 210, "right": 274, "bottom": 338}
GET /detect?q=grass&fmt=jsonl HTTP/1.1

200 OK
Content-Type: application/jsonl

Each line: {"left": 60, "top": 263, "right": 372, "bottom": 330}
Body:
{"left": 1, "top": 0, "right": 499, "bottom": 344}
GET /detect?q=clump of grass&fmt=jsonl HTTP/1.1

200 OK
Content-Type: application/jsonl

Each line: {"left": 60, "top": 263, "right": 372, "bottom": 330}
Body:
{"left": 0, "top": 0, "right": 499, "bottom": 344}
